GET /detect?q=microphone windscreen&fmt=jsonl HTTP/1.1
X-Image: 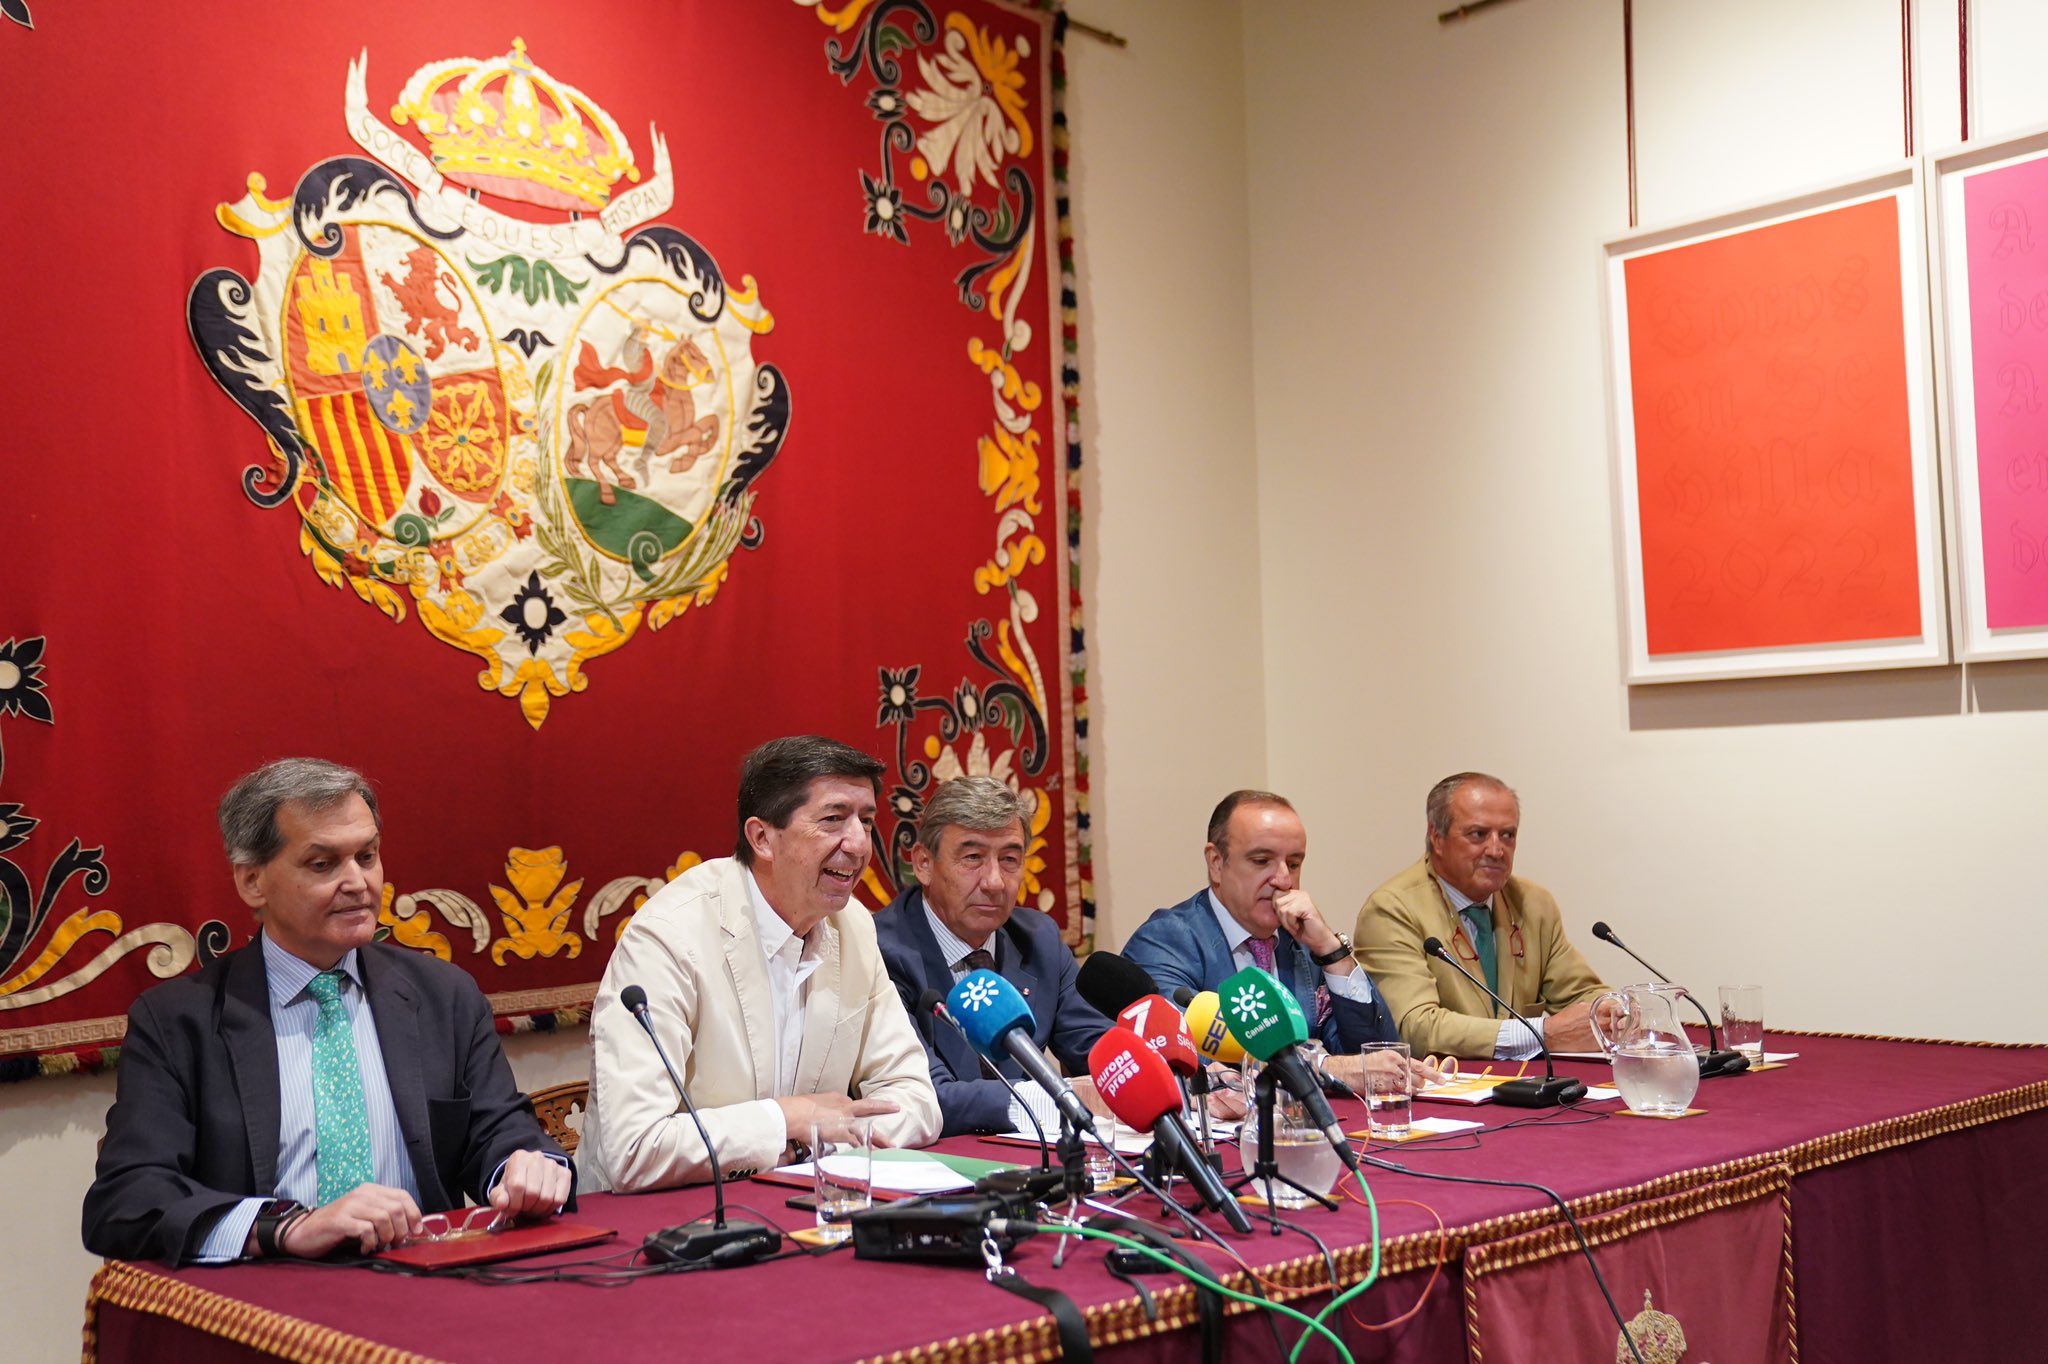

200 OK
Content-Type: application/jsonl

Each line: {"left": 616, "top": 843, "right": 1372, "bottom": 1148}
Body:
{"left": 1076, "top": 952, "right": 1160, "bottom": 1018}
{"left": 1591, "top": 921, "right": 1614, "bottom": 941}
{"left": 947, "top": 970, "right": 1034, "bottom": 1057}
{"left": 1171, "top": 987, "right": 1195, "bottom": 1008}
{"left": 1087, "top": 1027, "right": 1182, "bottom": 1131}
{"left": 1183, "top": 991, "right": 1245, "bottom": 1063}
{"left": 1117, "top": 993, "right": 1199, "bottom": 1076}
{"left": 916, "top": 988, "right": 946, "bottom": 1017}
{"left": 1422, "top": 936, "right": 1446, "bottom": 959}
{"left": 620, "top": 984, "right": 648, "bottom": 1013}
{"left": 1217, "top": 967, "right": 1311, "bottom": 1060}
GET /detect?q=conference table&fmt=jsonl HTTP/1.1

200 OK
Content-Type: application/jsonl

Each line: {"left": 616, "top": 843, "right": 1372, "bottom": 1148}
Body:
{"left": 83, "top": 1030, "right": 2048, "bottom": 1363}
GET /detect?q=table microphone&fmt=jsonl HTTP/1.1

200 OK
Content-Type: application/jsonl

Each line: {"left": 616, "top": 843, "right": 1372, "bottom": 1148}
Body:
{"left": 947, "top": 970, "right": 1100, "bottom": 1135}
{"left": 1419, "top": 939, "right": 1585, "bottom": 1107}
{"left": 1215, "top": 967, "right": 1358, "bottom": 1167}
{"left": 1089, "top": 1028, "right": 1254, "bottom": 1234}
{"left": 1076, "top": 951, "right": 1162, "bottom": 1019}
{"left": 1589, "top": 922, "right": 1749, "bottom": 1078}
{"left": 617, "top": 984, "right": 781, "bottom": 1266}
{"left": 918, "top": 987, "right": 1052, "bottom": 1169}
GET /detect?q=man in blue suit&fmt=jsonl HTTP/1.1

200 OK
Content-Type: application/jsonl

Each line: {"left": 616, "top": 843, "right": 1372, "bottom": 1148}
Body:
{"left": 875, "top": 777, "right": 1110, "bottom": 1135}
{"left": 1124, "top": 791, "right": 1425, "bottom": 1088}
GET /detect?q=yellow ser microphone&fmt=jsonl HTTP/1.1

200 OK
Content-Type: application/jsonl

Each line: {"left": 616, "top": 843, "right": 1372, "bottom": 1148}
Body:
{"left": 1183, "top": 990, "right": 1245, "bottom": 1064}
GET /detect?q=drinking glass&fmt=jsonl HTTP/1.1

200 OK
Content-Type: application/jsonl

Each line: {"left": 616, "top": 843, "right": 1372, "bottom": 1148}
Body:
{"left": 811, "top": 1117, "right": 872, "bottom": 1244}
{"left": 1718, "top": 985, "right": 1764, "bottom": 1064}
{"left": 1361, "top": 1040, "right": 1413, "bottom": 1138}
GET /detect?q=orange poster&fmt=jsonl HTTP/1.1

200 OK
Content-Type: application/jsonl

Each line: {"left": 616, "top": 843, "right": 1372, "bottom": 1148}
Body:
{"left": 1624, "top": 198, "right": 1922, "bottom": 655}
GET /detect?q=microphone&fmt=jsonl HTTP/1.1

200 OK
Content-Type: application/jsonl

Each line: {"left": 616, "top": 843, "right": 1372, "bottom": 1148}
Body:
{"left": 1183, "top": 991, "right": 1246, "bottom": 1065}
{"left": 1215, "top": 967, "right": 1357, "bottom": 1167}
{"left": 1088, "top": 1028, "right": 1254, "bottom": 1233}
{"left": 1076, "top": 952, "right": 1162, "bottom": 1018}
{"left": 1170, "top": 987, "right": 1195, "bottom": 1008}
{"left": 1589, "top": 922, "right": 1748, "bottom": 1077}
{"left": 946, "top": 970, "right": 1098, "bottom": 1135}
{"left": 1116, "top": 994, "right": 1200, "bottom": 1078}
{"left": 917, "top": 988, "right": 1051, "bottom": 1168}
{"left": 616, "top": 984, "right": 781, "bottom": 1265}
{"left": 1419, "top": 938, "right": 1586, "bottom": 1107}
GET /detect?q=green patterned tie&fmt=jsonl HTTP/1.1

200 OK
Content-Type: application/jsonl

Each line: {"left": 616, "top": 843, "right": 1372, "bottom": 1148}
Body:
{"left": 1462, "top": 905, "right": 1499, "bottom": 1000}
{"left": 305, "top": 970, "right": 375, "bottom": 1205}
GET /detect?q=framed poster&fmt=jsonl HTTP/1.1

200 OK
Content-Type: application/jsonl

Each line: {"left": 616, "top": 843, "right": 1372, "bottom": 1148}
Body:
{"left": 1930, "top": 124, "right": 2048, "bottom": 661}
{"left": 1603, "top": 164, "right": 1948, "bottom": 684}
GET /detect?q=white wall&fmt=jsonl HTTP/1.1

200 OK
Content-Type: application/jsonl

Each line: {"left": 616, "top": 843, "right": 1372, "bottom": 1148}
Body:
{"left": 0, "top": 6, "right": 1264, "bottom": 1358}
{"left": 1068, "top": 0, "right": 1270, "bottom": 946}
{"left": 1243, "top": 0, "right": 2048, "bottom": 1045}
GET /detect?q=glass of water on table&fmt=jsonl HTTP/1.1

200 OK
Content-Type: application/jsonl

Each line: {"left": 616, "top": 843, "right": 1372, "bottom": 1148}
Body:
{"left": 811, "top": 1117, "right": 872, "bottom": 1244}
{"left": 1719, "top": 985, "right": 1764, "bottom": 1065}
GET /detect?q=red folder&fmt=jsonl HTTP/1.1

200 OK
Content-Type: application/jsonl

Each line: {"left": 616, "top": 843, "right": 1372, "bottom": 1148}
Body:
{"left": 376, "top": 1218, "right": 615, "bottom": 1269}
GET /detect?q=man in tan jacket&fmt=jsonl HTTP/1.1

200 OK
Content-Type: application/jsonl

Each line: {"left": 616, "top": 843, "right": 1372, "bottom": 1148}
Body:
{"left": 579, "top": 736, "right": 940, "bottom": 1191}
{"left": 1355, "top": 773, "right": 1608, "bottom": 1060}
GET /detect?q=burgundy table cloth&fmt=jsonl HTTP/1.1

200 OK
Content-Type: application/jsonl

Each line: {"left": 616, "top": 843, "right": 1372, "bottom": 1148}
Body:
{"left": 82, "top": 1031, "right": 2048, "bottom": 1363}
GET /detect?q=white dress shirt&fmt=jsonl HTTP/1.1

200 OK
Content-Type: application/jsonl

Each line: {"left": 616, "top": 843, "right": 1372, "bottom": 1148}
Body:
{"left": 1435, "top": 877, "right": 1545, "bottom": 1060}
{"left": 744, "top": 869, "right": 828, "bottom": 1146}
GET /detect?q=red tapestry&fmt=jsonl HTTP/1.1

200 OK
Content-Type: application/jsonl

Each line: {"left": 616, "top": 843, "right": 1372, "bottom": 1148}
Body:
{"left": 1464, "top": 1168, "right": 1796, "bottom": 1364}
{"left": 0, "top": 0, "right": 1088, "bottom": 1078}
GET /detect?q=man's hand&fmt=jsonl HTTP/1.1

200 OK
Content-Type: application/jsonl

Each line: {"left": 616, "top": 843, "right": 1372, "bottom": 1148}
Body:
{"left": 1542, "top": 997, "right": 1622, "bottom": 1054}
{"left": 1273, "top": 888, "right": 1345, "bottom": 962}
{"left": 490, "top": 1149, "right": 571, "bottom": 1221}
{"left": 277, "top": 1184, "right": 423, "bottom": 1258}
{"left": 775, "top": 1092, "right": 902, "bottom": 1148}
{"left": 1322, "top": 1051, "right": 1446, "bottom": 1096}
{"left": 1203, "top": 1067, "right": 1251, "bottom": 1121}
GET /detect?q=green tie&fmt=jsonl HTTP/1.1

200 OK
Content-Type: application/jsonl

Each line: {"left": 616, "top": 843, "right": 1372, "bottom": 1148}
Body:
{"left": 305, "top": 970, "right": 375, "bottom": 1205}
{"left": 1462, "top": 904, "right": 1499, "bottom": 1000}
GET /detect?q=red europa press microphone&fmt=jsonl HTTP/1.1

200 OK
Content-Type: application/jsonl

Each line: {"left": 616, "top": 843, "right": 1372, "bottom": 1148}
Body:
{"left": 1087, "top": 1027, "right": 1253, "bottom": 1232}
{"left": 1116, "top": 994, "right": 1200, "bottom": 1077}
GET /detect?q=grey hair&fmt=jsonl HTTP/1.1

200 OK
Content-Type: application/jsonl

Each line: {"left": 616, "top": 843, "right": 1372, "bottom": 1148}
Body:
{"left": 219, "top": 758, "right": 380, "bottom": 867}
{"left": 1425, "top": 772, "right": 1517, "bottom": 849}
{"left": 917, "top": 776, "right": 1031, "bottom": 855}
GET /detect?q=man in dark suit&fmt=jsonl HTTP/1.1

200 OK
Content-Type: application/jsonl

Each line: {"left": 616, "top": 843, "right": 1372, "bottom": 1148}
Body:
{"left": 1124, "top": 790, "right": 1436, "bottom": 1093}
{"left": 875, "top": 776, "right": 1109, "bottom": 1135}
{"left": 83, "top": 759, "right": 571, "bottom": 1265}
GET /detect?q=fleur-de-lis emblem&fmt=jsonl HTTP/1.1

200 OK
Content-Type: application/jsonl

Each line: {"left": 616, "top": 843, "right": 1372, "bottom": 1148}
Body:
{"left": 1229, "top": 985, "right": 1265, "bottom": 1024}
{"left": 960, "top": 977, "right": 1000, "bottom": 1011}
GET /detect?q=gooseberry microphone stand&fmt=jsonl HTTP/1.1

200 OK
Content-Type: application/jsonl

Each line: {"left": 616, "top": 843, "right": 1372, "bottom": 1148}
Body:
{"left": 1225, "top": 1065, "right": 1338, "bottom": 1232}
{"left": 1050, "top": 1111, "right": 1094, "bottom": 1268}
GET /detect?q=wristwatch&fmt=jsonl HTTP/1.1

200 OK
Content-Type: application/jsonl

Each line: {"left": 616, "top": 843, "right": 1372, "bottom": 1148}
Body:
{"left": 253, "top": 1199, "right": 303, "bottom": 1257}
{"left": 1311, "top": 932, "right": 1354, "bottom": 968}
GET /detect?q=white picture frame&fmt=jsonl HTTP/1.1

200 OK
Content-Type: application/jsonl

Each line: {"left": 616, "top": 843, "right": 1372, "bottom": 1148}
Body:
{"left": 1602, "top": 162, "right": 1948, "bottom": 685}
{"left": 1928, "top": 123, "right": 2048, "bottom": 662}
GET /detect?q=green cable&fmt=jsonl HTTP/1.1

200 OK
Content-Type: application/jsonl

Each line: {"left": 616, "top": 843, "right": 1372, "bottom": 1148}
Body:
{"left": 1014, "top": 1220, "right": 1356, "bottom": 1364}
{"left": 1287, "top": 1167, "right": 1382, "bottom": 1364}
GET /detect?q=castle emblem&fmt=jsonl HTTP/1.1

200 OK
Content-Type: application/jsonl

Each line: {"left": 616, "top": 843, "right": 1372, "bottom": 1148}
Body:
{"left": 189, "top": 40, "right": 789, "bottom": 727}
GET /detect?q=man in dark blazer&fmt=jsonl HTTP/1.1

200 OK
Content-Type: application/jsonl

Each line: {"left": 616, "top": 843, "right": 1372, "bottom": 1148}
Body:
{"left": 1124, "top": 791, "right": 1419, "bottom": 1081}
{"left": 875, "top": 777, "right": 1109, "bottom": 1135}
{"left": 83, "top": 759, "right": 571, "bottom": 1266}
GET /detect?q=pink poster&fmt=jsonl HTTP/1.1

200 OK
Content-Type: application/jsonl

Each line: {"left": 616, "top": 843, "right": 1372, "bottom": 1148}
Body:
{"left": 1965, "top": 159, "right": 2048, "bottom": 628}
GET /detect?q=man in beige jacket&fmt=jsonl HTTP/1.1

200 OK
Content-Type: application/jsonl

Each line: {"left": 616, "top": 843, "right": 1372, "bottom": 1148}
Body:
{"left": 1355, "top": 773, "right": 1608, "bottom": 1061}
{"left": 579, "top": 736, "right": 940, "bottom": 1191}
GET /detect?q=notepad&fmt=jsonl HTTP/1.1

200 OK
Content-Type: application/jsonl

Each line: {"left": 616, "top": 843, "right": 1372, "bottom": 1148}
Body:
{"left": 1346, "top": 1115, "right": 1484, "bottom": 1141}
{"left": 1415, "top": 1074, "right": 1516, "bottom": 1104}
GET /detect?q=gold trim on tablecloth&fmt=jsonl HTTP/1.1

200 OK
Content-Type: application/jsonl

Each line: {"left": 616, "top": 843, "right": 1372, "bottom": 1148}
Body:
{"left": 83, "top": 1261, "right": 447, "bottom": 1364}
{"left": 1461, "top": 1166, "right": 1796, "bottom": 1364}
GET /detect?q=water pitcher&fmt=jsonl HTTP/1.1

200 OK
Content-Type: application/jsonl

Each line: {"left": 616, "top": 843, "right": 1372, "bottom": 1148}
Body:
{"left": 1590, "top": 983, "right": 1700, "bottom": 1117}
